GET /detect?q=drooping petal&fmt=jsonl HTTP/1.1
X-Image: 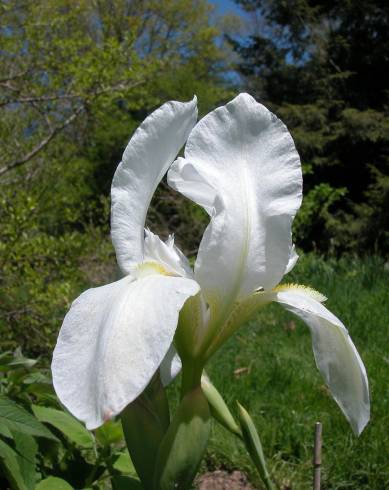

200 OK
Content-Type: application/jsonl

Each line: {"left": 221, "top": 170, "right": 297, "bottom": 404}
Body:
{"left": 271, "top": 286, "right": 370, "bottom": 435}
{"left": 144, "top": 229, "right": 193, "bottom": 278}
{"left": 111, "top": 98, "right": 198, "bottom": 275}
{"left": 168, "top": 94, "right": 302, "bottom": 319}
{"left": 52, "top": 275, "right": 199, "bottom": 429}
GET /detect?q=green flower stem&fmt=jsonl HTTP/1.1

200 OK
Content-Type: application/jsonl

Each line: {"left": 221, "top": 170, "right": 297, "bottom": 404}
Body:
{"left": 180, "top": 362, "right": 204, "bottom": 399}
{"left": 84, "top": 450, "right": 106, "bottom": 487}
{"left": 153, "top": 386, "right": 211, "bottom": 490}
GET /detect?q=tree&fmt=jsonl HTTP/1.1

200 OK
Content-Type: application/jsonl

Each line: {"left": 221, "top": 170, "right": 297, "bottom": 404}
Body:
{"left": 230, "top": 0, "right": 389, "bottom": 254}
{"left": 0, "top": 0, "right": 231, "bottom": 178}
{"left": 0, "top": 0, "right": 235, "bottom": 354}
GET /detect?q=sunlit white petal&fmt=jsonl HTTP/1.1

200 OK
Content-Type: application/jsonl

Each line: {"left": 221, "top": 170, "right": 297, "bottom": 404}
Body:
{"left": 168, "top": 93, "right": 302, "bottom": 320}
{"left": 272, "top": 288, "right": 370, "bottom": 435}
{"left": 52, "top": 275, "right": 199, "bottom": 429}
{"left": 111, "top": 98, "right": 198, "bottom": 275}
{"left": 144, "top": 229, "right": 193, "bottom": 278}
{"left": 168, "top": 157, "right": 217, "bottom": 216}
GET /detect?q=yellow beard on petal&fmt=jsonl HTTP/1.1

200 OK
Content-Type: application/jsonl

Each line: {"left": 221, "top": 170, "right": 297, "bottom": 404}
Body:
{"left": 133, "top": 260, "right": 176, "bottom": 279}
{"left": 272, "top": 283, "right": 327, "bottom": 303}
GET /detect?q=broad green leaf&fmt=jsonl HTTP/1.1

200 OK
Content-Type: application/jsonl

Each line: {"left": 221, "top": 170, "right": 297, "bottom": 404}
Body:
{"left": 154, "top": 387, "right": 211, "bottom": 490}
{"left": 0, "top": 396, "right": 57, "bottom": 441}
{"left": 35, "top": 476, "right": 74, "bottom": 490}
{"left": 113, "top": 451, "right": 136, "bottom": 475}
{"left": 32, "top": 405, "right": 94, "bottom": 449}
{"left": 23, "top": 372, "right": 51, "bottom": 385}
{"left": 237, "top": 402, "right": 275, "bottom": 490}
{"left": 95, "top": 419, "right": 123, "bottom": 446}
{"left": 121, "top": 374, "right": 169, "bottom": 489}
{"left": 11, "top": 430, "right": 38, "bottom": 490}
{"left": 0, "top": 438, "right": 28, "bottom": 490}
{"left": 111, "top": 475, "right": 143, "bottom": 490}
{"left": 25, "top": 384, "right": 54, "bottom": 397}
{"left": 0, "top": 421, "right": 13, "bottom": 439}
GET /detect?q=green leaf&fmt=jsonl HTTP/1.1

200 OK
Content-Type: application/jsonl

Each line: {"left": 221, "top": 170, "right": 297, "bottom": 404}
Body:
{"left": 0, "top": 396, "right": 58, "bottom": 441}
{"left": 95, "top": 419, "right": 123, "bottom": 446}
{"left": 35, "top": 476, "right": 74, "bottom": 490}
{"left": 11, "top": 430, "right": 38, "bottom": 490}
{"left": 23, "top": 372, "right": 51, "bottom": 385}
{"left": 32, "top": 405, "right": 94, "bottom": 448}
{"left": 154, "top": 387, "right": 211, "bottom": 490}
{"left": 25, "top": 383, "right": 54, "bottom": 398}
{"left": 0, "top": 438, "right": 28, "bottom": 490}
{"left": 9, "top": 348, "right": 37, "bottom": 368}
{"left": 0, "top": 351, "right": 12, "bottom": 361}
{"left": 121, "top": 374, "right": 170, "bottom": 489}
{"left": 0, "top": 351, "right": 13, "bottom": 372}
{"left": 0, "top": 421, "right": 13, "bottom": 439}
{"left": 113, "top": 451, "right": 137, "bottom": 475}
{"left": 111, "top": 475, "right": 143, "bottom": 490}
{"left": 237, "top": 402, "right": 276, "bottom": 490}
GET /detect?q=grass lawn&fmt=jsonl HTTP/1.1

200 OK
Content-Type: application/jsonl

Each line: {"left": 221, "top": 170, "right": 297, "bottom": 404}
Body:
{"left": 3, "top": 253, "right": 385, "bottom": 489}
{"left": 175, "top": 254, "right": 388, "bottom": 489}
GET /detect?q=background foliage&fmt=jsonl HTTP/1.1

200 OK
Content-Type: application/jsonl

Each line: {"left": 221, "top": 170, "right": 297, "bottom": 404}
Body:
{"left": 230, "top": 0, "right": 389, "bottom": 254}
{"left": 0, "top": 0, "right": 234, "bottom": 355}
{"left": 0, "top": 0, "right": 388, "bottom": 488}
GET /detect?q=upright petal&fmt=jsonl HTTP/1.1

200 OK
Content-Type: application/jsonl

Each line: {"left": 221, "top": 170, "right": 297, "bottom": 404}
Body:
{"left": 271, "top": 286, "right": 370, "bottom": 435}
{"left": 111, "top": 98, "right": 198, "bottom": 275}
{"left": 168, "top": 94, "right": 302, "bottom": 320}
{"left": 52, "top": 275, "right": 199, "bottom": 429}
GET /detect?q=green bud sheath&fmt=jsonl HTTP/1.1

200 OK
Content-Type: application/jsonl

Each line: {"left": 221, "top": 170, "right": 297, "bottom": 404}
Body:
{"left": 121, "top": 374, "right": 170, "bottom": 490}
{"left": 201, "top": 374, "right": 241, "bottom": 437}
{"left": 237, "top": 402, "right": 276, "bottom": 490}
{"left": 153, "top": 386, "right": 211, "bottom": 490}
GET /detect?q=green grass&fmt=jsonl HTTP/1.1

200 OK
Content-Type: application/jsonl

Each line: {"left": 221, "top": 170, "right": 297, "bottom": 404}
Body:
{"left": 182, "top": 255, "right": 388, "bottom": 489}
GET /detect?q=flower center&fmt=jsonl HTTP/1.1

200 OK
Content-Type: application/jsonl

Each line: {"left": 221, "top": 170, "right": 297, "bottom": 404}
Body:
{"left": 134, "top": 260, "right": 173, "bottom": 279}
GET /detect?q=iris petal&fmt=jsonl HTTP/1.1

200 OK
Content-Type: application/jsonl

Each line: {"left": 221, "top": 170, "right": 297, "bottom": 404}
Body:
{"left": 144, "top": 229, "right": 193, "bottom": 278}
{"left": 168, "top": 94, "right": 302, "bottom": 321}
{"left": 111, "top": 98, "right": 197, "bottom": 275}
{"left": 273, "top": 288, "right": 370, "bottom": 435}
{"left": 52, "top": 275, "right": 199, "bottom": 429}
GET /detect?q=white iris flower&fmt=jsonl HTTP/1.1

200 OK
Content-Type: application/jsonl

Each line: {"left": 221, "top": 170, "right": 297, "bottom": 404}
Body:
{"left": 52, "top": 94, "right": 369, "bottom": 435}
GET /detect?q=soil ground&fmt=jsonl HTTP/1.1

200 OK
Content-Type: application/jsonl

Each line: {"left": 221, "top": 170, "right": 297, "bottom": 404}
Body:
{"left": 196, "top": 470, "right": 256, "bottom": 490}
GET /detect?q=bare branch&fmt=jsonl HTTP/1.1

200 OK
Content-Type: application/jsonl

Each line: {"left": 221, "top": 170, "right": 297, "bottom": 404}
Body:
{"left": 0, "top": 105, "right": 84, "bottom": 177}
{"left": 0, "top": 79, "right": 142, "bottom": 107}
{"left": 0, "top": 79, "right": 145, "bottom": 177}
{"left": 0, "top": 92, "right": 82, "bottom": 107}
{"left": 0, "top": 69, "right": 29, "bottom": 84}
